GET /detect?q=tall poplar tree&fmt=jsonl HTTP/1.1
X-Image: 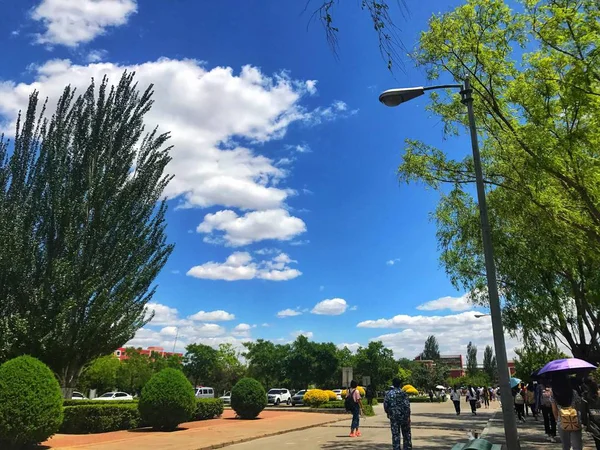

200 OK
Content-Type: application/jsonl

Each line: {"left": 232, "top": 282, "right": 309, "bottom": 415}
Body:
{"left": 0, "top": 73, "right": 174, "bottom": 392}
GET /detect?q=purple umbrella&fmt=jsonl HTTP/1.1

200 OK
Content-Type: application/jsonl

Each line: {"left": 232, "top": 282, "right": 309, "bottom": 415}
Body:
{"left": 538, "top": 358, "right": 597, "bottom": 376}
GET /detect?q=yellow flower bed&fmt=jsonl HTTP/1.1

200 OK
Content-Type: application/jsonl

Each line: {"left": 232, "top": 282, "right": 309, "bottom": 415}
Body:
{"left": 402, "top": 385, "right": 419, "bottom": 396}
{"left": 325, "top": 390, "right": 338, "bottom": 401}
{"left": 342, "top": 386, "right": 366, "bottom": 398}
{"left": 303, "top": 389, "right": 329, "bottom": 407}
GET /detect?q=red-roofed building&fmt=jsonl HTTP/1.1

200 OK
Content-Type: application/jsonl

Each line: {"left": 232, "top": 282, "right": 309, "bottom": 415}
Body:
{"left": 114, "top": 346, "right": 183, "bottom": 361}
{"left": 415, "top": 354, "right": 465, "bottom": 378}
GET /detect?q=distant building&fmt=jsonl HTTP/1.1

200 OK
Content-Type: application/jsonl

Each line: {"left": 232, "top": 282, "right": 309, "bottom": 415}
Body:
{"left": 414, "top": 354, "right": 465, "bottom": 378}
{"left": 414, "top": 354, "right": 516, "bottom": 379}
{"left": 114, "top": 346, "right": 183, "bottom": 361}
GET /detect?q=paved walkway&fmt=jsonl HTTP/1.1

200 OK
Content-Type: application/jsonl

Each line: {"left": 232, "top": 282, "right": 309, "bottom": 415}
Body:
{"left": 43, "top": 409, "right": 346, "bottom": 450}
{"left": 483, "top": 410, "right": 597, "bottom": 449}
{"left": 226, "top": 400, "right": 499, "bottom": 449}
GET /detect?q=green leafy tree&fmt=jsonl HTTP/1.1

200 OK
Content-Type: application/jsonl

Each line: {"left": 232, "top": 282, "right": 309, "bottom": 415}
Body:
{"left": 422, "top": 336, "right": 441, "bottom": 361}
{"left": 466, "top": 342, "right": 478, "bottom": 377}
{"left": 312, "top": 342, "right": 340, "bottom": 388}
{"left": 183, "top": 343, "right": 218, "bottom": 388}
{"left": 397, "top": 367, "right": 412, "bottom": 386}
{"left": 286, "top": 336, "right": 316, "bottom": 390}
{"left": 0, "top": 73, "right": 174, "bottom": 392}
{"left": 243, "top": 340, "right": 289, "bottom": 388}
{"left": 151, "top": 353, "right": 184, "bottom": 373}
{"left": 115, "top": 348, "right": 154, "bottom": 395}
{"left": 213, "top": 344, "right": 246, "bottom": 394}
{"left": 354, "top": 341, "right": 398, "bottom": 391}
{"left": 397, "top": 0, "right": 600, "bottom": 362}
{"left": 79, "top": 355, "right": 121, "bottom": 394}
{"left": 482, "top": 346, "right": 497, "bottom": 383}
{"left": 514, "top": 345, "right": 567, "bottom": 383}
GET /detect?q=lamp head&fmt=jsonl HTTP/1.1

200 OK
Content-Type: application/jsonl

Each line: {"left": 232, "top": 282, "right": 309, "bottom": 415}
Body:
{"left": 379, "top": 87, "right": 425, "bottom": 107}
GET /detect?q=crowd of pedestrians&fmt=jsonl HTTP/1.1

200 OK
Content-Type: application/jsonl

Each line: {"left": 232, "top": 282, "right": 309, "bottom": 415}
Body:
{"left": 448, "top": 385, "right": 500, "bottom": 416}
{"left": 509, "top": 375, "right": 600, "bottom": 450}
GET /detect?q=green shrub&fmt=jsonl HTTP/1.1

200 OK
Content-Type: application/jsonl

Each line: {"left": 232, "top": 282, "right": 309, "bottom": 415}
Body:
{"left": 231, "top": 378, "right": 266, "bottom": 419}
{"left": 409, "top": 395, "right": 436, "bottom": 403}
{"left": 63, "top": 399, "right": 138, "bottom": 407}
{"left": 138, "top": 368, "right": 196, "bottom": 430}
{"left": 61, "top": 404, "right": 141, "bottom": 434}
{"left": 0, "top": 356, "right": 64, "bottom": 448}
{"left": 312, "top": 400, "right": 345, "bottom": 408}
{"left": 194, "top": 398, "right": 224, "bottom": 420}
{"left": 363, "top": 405, "right": 375, "bottom": 416}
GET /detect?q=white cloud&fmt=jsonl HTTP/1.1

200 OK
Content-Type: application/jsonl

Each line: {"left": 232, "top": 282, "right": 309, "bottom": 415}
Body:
{"left": 311, "top": 298, "right": 347, "bottom": 316}
{"left": 0, "top": 60, "right": 348, "bottom": 221}
{"left": 416, "top": 293, "right": 472, "bottom": 312}
{"left": 127, "top": 327, "right": 248, "bottom": 353}
{"left": 31, "top": 0, "right": 137, "bottom": 47}
{"left": 145, "top": 302, "right": 188, "bottom": 326}
{"left": 232, "top": 323, "right": 253, "bottom": 337}
{"left": 198, "top": 209, "right": 306, "bottom": 246}
{"left": 261, "top": 323, "right": 270, "bottom": 327}
{"left": 187, "top": 251, "right": 301, "bottom": 281}
{"left": 255, "top": 248, "right": 280, "bottom": 255}
{"left": 386, "top": 258, "right": 401, "bottom": 266}
{"left": 277, "top": 308, "right": 302, "bottom": 318}
{"left": 349, "top": 305, "right": 358, "bottom": 311}
{"left": 289, "top": 239, "right": 310, "bottom": 246}
{"left": 292, "top": 330, "right": 313, "bottom": 339}
{"left": 189, "top": 310, "right": 235, "bottom": 322}
{"left": 86, "top": 49, "right": 108, "bottom": 63}
{"left": 357, "top": 310, "right": 522, "bottom": 359}
{"left": 337, "top": 343, "right": 361, "bottom": 353}
{"left": 305, "top": 80, "right": 317, "bottom": 95}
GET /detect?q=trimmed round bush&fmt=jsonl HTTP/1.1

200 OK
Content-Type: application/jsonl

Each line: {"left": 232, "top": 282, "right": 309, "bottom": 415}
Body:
{"left": 138, "top": 368, "right": 196, "bottom": 430}
{"left": 231, "top": 378, "right": 266, "bottom": 419}
{"left": 0, "top": 355, "right": 64, "bottom": 448}
{"left": 325, "top": 390, "right": 338, "bottom": 401}
{"left": 304, "top": 389, "right": 329, "bottom": 407}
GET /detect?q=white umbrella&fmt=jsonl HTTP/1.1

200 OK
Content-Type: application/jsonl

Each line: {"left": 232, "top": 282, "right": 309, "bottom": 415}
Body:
{"left": 435, "top": 385, "right": 446, "bottom": 390}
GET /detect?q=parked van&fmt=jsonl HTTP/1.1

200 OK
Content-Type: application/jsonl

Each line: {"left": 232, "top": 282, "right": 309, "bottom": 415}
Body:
{"left": 195, "top": 387, "right": 215, "bottom": 398}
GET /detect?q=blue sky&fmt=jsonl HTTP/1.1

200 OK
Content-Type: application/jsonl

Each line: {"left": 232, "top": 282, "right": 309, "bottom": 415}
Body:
{"left": 0, "top": 0, "right": 520, "bottom": 360}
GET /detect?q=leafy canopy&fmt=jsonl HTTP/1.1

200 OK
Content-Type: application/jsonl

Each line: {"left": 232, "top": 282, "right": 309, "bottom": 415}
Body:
{"left": 398, "top": 0, "right": 600, "bottom": 362}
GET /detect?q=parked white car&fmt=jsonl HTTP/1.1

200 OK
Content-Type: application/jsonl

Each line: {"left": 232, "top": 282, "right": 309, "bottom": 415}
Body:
{"left": 220, "top": 391, "right": 231, "bottom": 404}
{"left": 332, "top": 389, "right": 343, "bottom": 401}
{"left": 195, "top": 387, "right": 215, "bottom": 399}
{"left": 71, "top": 391, "right": 88, "bottom": 400}
{"left": 267, "top": 388, "right": 292, "bottom": 405}
{"left": 95, "top": 391, "right": 133, "bottom": 400}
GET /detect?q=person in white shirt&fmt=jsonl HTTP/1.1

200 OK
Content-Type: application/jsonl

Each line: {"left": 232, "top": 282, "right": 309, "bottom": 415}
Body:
{"left": 466, "top": 385, "right": 478, "bottom": 415}
{"left": 450, "top": 385, "right": 461, "bottom": 415}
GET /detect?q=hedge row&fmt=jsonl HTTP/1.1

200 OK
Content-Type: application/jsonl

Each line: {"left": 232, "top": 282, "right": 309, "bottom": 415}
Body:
{"left": 63, "top": 399, "right": 138, "bottom": 407}
{"left": 61, "top": 399, "right": 223, "bottom": 434}
{"left": 375, "top": 395, "right": 445, "bottom": 403}
{"left": 60, "top": 404, "right": 141, "bottom": 434}
{"left": 308, "top": 401, "right": 375, "bottom": 416}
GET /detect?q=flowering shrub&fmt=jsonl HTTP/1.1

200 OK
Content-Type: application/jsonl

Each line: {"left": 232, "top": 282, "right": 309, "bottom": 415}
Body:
{"left": 325, "top": 390, "right": 338, "bottom": 401}
{"left": 342, "top": 386, "right": 366, "bottom": 398}
{"left": 303, "top": 389, "right": 329, "bottom": 407}
{"left": 402, "top": 385, "right": 419, "bottom": 396}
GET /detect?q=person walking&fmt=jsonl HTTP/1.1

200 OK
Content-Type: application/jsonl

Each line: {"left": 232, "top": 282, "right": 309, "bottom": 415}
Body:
{"left": 541, "top": 382, "right": 558, "bottom": 442}
{"left": 450, "top": 385, "right": 461, "bottom": 415}
{"left": 384, "top": 377, "right": 412, "bottom": 450}
{"left": 366, "top": 385, "right": 375, "bottom": 407}
{"left": 483, "top": 386, "right": 490, "bottom": 409}
{"left": 527, "top": 383, "right": 538, "bottom": 420}
{"left": 582, "top": 378, "right": 600, "bottom": 450}
{"left": 514, "top": 385, "right": 526, "bottom": 422}
{"left": 346, "top": 380, "right": 364, "bottom": 438}
{"left": 466, "top": 385, "right": 478, "bottom": 415}
{"left": 552, "top": 373, "right": 583, "bottom": 450}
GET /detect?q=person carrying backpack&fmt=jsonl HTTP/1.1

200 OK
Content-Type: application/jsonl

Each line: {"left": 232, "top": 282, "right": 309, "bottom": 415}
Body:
{"left": 384, "top": 378, "right": 412, "bottom": 450}
{"left": 345, "top": 380, "right": 364, "bottom": 438}
{"left": 552, "top": 374, "right": 583, "bottom": 450}
{"left": 514, "top": 385, "right": 526, "bottom": 422}
{"left": 540, "top": 382, "right": 558, "bottom": 442}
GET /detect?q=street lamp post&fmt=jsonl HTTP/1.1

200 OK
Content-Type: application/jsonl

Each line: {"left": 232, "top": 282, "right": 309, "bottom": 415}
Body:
{"left": 379, "top": 77, "right": 521, "bottom": 450}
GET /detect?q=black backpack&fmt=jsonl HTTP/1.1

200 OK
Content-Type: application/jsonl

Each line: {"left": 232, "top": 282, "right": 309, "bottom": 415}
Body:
{"left": 345, "top": 389, "right": 356, "bottom": 411}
